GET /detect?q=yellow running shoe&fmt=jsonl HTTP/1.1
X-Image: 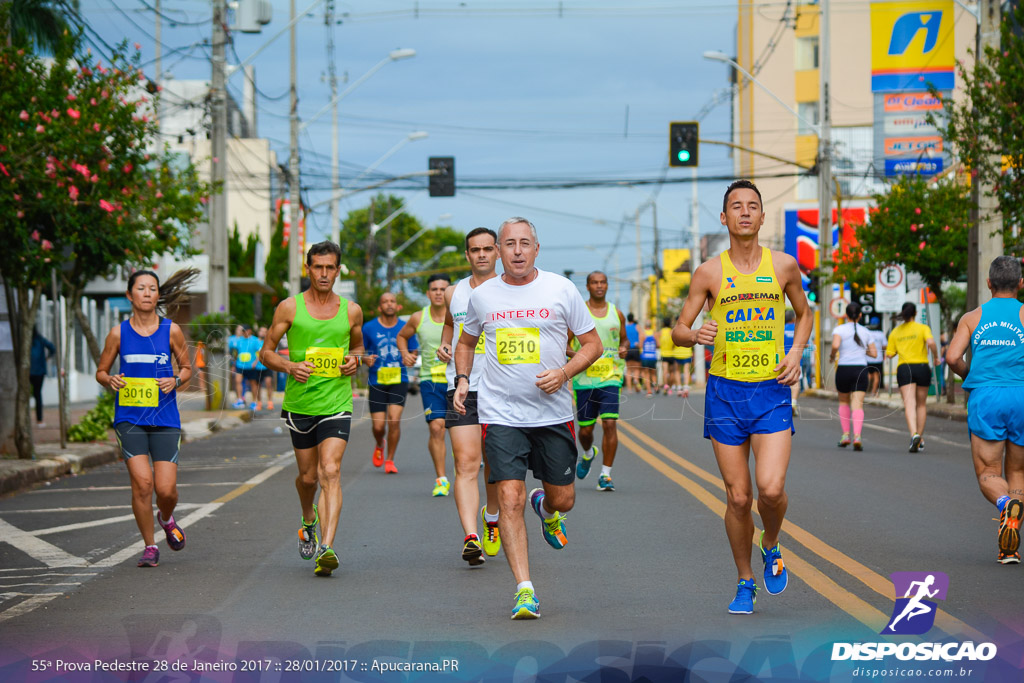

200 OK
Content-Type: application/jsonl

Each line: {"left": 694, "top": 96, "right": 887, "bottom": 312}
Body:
{"left": 432, "top": 476, "right": 451, "bottom": 497}
{"left": 481, "top": 506, "right": 501, "bottom": 556}
{"left": 314, "top": 546, "right": 339, "bottom": 577}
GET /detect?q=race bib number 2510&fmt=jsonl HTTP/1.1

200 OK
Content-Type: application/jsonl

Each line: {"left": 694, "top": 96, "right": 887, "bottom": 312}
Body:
{"left": 496, "top": 328, "right": 540, "bottom": 365}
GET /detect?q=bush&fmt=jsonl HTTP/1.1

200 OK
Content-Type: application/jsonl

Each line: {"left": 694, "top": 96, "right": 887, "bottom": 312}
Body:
{"left": 68, "top": 392, "right": 116, "bottom": 443}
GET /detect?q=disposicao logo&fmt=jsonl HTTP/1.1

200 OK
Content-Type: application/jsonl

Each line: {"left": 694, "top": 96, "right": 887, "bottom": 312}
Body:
{"left": 884, "top": 571, "right": 947, "bottom": 635}
{"left": 888, "top": 11, "right": 942, "bottom": 56}
{"left": 831, "top": 571, "right": 998, "bottom": 663}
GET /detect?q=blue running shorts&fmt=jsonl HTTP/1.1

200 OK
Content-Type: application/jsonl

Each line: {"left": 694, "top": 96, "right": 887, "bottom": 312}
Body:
{"left": 967, "top": 386, "right": 1024, "bottom": 446}
{"left": 703, "top": 374, "right": 794, "bottom": 445}
{"left": 575, "top": 386, "right": 621, "bottom": 426}
{"left": 420, "top": 380, "right": 448, "bottom": 423}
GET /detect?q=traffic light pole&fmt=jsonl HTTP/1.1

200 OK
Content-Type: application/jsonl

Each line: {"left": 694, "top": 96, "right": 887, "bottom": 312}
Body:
{"left": 690, "top": 166, "right": 706, "bottom": 385}
{"left": 288, "top": 0, "right": 301, "bottom": 295}
{"left": 816, "top": 0, "right": 832, "bottom": 389}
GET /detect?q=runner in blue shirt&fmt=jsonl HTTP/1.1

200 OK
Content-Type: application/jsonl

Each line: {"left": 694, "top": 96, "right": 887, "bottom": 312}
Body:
{"left": 363, "top": 292, "right": 416, "bottom": 473}
{"left": 624, "top": 313, "right": 641, "bottom": 393}
{"left": 95, "top": 270, "right": 193, "bottom": 568}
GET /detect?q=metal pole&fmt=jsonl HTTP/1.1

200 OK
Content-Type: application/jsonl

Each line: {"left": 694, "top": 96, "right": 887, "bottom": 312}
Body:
{"left": 51, "top": 272, "right": 65, "bottom": 448}
{"left": 634, "top": 210, "right": 642, "bottom": 323}
{"left": 154, "top": 0, "right": 161, "bottom": 126}
{"left": 690, "top": 166, "right": 706, "bottom": 384}
{"left": 288, "top": 0, "right": 302, "bottom": 295}
{"left": 974, "top": 0, "right": 1003, "bottom": 307}
{"left": 652, "top": 202, "right": 660, "bottom": 321}
{"left": 327, "top": 2, "right": 340, "bottom": 246}
{"left": 816, "top": 0, "right": 832, "bottom": 388}
{"left": 209, "top": 1, "right": 229, "bottom": 315}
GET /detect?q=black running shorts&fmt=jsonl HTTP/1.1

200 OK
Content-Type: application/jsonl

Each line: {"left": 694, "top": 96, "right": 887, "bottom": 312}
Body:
{"left": 445, "top": 389, "right": 479, "bottom": 428}
{"left": 282, "top": 410, "right": 352, "bottom": 450}
{"left": 114, "top": 422, "right": 182, "bottom": 464}
{"left": 368, "top": 383, "right": 408, "bottom": 413}
{"left": 482, "top": 422, "right": 578, "bottom": 486}
{"left": 896, "top": 363, "right": 932, "bottom": 388}
{"left": 835, "top": 365, "right": 870, "bottom": 393}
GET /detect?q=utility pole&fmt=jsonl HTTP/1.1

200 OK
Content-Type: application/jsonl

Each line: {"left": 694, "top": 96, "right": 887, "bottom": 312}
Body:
{"left": 816, "top": 0, "right": 832, "bottom": 388}
{"left": 326, "top": 1, "right": 340, "bottom": 246}
{"left": 970, "top": 0, "right": 1003, "bottom": 309}
{"left": 209, "top": 1, "right": 229, "bottom": 315}
{"left": 634, "top": 210, "right": 643, "bottom": 321}
{"left": 652, "top": 202, "right": 660, "bottom": 321}
{"left": 288, "top": 0, "right": 302, "bottom": 295}
{"left": 364, "top": 199, "right": 376, "bottom": 290}
{"left": 154, "top": 0, "right": 161, "bottom": 126}
{"left": 690, "top": 166, "right": 705, "bottom": 384}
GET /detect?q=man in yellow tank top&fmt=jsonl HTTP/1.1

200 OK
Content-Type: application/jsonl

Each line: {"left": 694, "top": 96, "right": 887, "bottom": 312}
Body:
{"left": 398, "top": 273, "right": 454, "bottom": 498}
{"left": 672, "top": 180, "right": 812, "bottom": 615}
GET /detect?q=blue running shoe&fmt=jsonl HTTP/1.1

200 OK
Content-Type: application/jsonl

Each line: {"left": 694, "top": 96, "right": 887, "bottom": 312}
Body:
{"left": 232, "top": 399, "right": 246, "bottom": 409}
{"left": 576, "top": 446, "right": 597, "bottom": 480}
{"left": 760, "top": 532, "right": 789, "bottom": 595}
{"left": 511, "top": 587, "right": 540, "bottom": 620}
{"left": 596, "top": 474, "right": 615, "bottom": 491}
{"left": 529, "top": 488, "right": 567, "bottom": 549}
{"left": 728, "top": 579, "right": 757, "bottom": 614}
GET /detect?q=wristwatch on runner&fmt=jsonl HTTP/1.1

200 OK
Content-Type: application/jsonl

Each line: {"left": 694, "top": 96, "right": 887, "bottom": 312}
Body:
{"left": 454, "top": 374, "right": 470, "bottom": 386}
{"left": 174, "top": 375, "right": 181, "bottom": 388}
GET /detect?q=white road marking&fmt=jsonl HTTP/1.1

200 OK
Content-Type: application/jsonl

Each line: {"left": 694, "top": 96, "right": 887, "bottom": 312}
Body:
{"left": 0, "top": 519, "right": 88, "bottom": 568}
{"left": 0, "top": 593, "right": 63, "bottom": 624}
{"left": 0, "top": 582, "right": 83, "bottom": 588}
{"left": 27, "top": 483, "right": 247, "bottom": 494}
{"left": 4, "top": 503, "right": 205, "bottom": 514}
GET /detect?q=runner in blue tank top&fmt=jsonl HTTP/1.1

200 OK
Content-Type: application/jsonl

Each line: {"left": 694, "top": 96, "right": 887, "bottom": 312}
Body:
{"left": 95, "top": 270, "right": 193, "bottom": 568}
{"left": 947, "top": 256, "right": 1024, "bottom": 564}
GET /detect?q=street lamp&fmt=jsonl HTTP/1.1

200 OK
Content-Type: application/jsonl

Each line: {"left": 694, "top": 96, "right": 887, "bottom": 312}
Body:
{"left": 289, "top": 47, "right": 417, "bottom": 295}
{"left": 703, "top": 48, "right": 833, "bottom": 387}
{"left": 422, "top": 245, "right": 458, "bottom": 270}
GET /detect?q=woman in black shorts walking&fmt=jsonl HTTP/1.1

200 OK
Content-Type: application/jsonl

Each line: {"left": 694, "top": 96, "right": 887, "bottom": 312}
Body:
{"left": 830, "top": 302, "right": 877, "bottom": 450}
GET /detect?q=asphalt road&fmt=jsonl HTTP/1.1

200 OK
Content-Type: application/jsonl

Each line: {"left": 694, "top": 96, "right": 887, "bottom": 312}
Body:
{"left": 0, "top": 391, "right": 1021, "bottom": 682}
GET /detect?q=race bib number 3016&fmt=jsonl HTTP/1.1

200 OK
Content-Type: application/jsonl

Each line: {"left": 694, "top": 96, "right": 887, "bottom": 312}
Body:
{"left": 120, "top": 377, "right": 159, "bottom": 407}
{"left": 726, "top": 340, "right": 777, "bottom": 380}
{"left": 305, "top": 346, "right": 346, "bottom": 378}
{"left": 496, "top": 327, "right": 540, "bottom": 365}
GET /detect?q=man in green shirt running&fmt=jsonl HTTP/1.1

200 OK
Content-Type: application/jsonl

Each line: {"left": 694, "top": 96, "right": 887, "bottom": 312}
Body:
{"left": 568, "top": 271, "right": 628, "bottom": 491}
{"left": 397, "top": 273, "right": 453, "bottom": 498}
{"left": 261, "top": 241, "right": 364, "bottom": 577}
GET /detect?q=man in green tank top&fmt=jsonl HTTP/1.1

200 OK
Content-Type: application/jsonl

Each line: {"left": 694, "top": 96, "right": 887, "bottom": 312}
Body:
{"left": 398, "top": 273, "right": 453, "bottom": 498}
{"left": 568, "top": 271, "right": 627, "bottom": 491}
{"left": 260, "top": 242, "right": 364, "bottom": 578}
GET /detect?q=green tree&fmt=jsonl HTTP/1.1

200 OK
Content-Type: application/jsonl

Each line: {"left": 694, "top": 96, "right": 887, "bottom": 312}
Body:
{"left": 228, "top": 222, "right": 258, "bottom": 325}
{"left": 261, "top": 205, "right": 287, "bottom": 326}
{"left": 835, "top": 176, "right": 971, "bottom": 402}
{"left": 936, "top": 2, "right": 1024, "bottom": 248}
{"left": 0, "top": 36, "right": 208, "bottom": 458}
{"left": 5, "top": 0, "right": 78, "bottom": 54}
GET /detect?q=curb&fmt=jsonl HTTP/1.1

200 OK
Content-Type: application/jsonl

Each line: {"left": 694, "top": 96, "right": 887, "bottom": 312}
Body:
{"left": 0, "top": 413, "right": 248, "bottom": 498}
{"left": 803, "top": 388, "right": 968, "bottom": 423}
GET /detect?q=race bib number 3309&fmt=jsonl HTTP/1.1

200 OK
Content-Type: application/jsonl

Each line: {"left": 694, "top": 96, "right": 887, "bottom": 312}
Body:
{"left": 496, "top": 328, "right": 540, "bottom": 365}
{"left": 305, "top": 346, "right": 346, "bottom": 377}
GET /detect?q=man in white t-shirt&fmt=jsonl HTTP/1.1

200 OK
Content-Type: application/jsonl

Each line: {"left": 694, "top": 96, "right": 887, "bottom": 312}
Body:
{"left": 453, "top": 217, "right": 603, "bottom": 620}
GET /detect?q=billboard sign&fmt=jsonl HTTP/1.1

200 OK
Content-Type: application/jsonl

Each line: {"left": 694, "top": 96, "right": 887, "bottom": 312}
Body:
{"left": 871, "top": 1, "right": 955, "bottom": 92}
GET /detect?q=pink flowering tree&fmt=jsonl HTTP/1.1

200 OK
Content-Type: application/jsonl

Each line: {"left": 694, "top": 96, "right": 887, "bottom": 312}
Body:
{"left": 0, "top": 36, "right": 209, "bottom": 458}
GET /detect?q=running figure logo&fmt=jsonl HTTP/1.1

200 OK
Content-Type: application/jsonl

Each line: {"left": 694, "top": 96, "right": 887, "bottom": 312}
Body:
{"left": 883, "top": 571, "right": 949, "bottom": 635}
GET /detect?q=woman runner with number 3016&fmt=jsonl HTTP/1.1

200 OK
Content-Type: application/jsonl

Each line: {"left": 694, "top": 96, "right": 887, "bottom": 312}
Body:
{"left": 95, "top": 269, "right": 194, "bottom": 569}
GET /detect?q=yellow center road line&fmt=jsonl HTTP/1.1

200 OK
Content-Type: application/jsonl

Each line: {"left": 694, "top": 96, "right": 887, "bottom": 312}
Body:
{"left": 618, "top": 431, "right": 890, "bottom": 631}
{"left": 618, "top": 421, "right": 984, "bottom": 640}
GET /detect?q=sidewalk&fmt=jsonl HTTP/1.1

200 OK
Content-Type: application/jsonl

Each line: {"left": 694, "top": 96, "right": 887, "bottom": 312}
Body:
{"left": 802, "top": 387, "right": 968, "bottom": 422}
{"left": 0, "top": 390, "right": 256, "bottom": 496}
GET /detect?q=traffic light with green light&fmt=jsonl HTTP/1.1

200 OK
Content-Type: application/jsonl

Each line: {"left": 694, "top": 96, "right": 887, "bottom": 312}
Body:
{"left": 807, "top": 274, "right": 820, "bottom": 303}
{"left": 669, "top": 121, "right": 699, "bottom": 168}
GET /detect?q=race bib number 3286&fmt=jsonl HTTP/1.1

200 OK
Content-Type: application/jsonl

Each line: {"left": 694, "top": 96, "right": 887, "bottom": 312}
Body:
{"left": 726, "top": 340, "right": 776, "bottom": 380}
{"left": 496, "top": 327, "right": 540, "bottom": 365}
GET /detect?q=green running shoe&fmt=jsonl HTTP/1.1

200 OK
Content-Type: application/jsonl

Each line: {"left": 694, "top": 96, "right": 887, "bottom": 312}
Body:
{"left": 314, "top": 545, "right": 339, "bottom": 577}
{"left": 511, "top": 587, "right": 540, "bottom": 619}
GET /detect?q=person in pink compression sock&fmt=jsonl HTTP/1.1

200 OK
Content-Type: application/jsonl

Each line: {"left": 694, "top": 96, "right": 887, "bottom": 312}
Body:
{"left": 830, "top": 302, "right": 877, "bottom": 451}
